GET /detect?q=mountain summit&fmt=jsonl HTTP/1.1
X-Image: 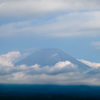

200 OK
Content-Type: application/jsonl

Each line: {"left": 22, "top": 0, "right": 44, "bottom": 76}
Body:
{"left": 15, "top": 48, "right": 90, "bottom": 71}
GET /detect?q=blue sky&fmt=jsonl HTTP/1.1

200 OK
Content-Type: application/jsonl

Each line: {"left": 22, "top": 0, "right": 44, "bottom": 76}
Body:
{"left": 1, "top": 0, "right": 100, "bottom": 85}
{"left": 0, "top": 0, "right": 100, "bottom": 63}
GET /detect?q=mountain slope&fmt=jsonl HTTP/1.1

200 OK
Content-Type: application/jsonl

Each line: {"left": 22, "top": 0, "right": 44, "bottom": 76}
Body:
{"left": 15, "top": 48, "right": 90, "bottom": 71}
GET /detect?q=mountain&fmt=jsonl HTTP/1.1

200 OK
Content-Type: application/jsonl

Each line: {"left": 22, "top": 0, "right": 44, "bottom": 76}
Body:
{"left": 15, "top": 48, "right": 90, "bottom": 71}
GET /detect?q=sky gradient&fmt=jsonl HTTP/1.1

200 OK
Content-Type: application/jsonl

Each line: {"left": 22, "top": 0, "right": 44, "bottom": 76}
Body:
{"left": 0, "top": 0, "right": 100, "bottom": 85}
{"left": 0, "top": 0, "right": 100, "bottom": 62}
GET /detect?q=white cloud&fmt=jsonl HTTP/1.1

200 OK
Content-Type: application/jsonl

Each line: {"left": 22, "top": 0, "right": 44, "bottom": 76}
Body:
{"left": 0, "top": 0, "right": 100, "bottom": 18}
{"left": 78, "top": 59, "right": 100, "bottom": 69}
{"left": 0, "top": 51, "right": 78, "bottom": 74}
{"left": 0, "top": 51, "right": 21, "bottom": 67}
{"left": 0, "top": 0, "right": 100, "bottom": 38}
{"left": 0, "top": 11, "right": 100, "bottom": 38}
{"left": 1, "top": 51, "right": 100, "bottom": 85}
{"left": 0, "top": 51, "right": 79, "bottom": 84}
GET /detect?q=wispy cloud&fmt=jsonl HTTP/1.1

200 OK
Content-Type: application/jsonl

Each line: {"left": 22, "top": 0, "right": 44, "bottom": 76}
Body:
{"left": 92, "top": 41, "right": 100, "bottom": 46}
{"left": 78, "top": 59, "right": 100, "bottom": 69}
{"left": 91, "top": 41, "right": 100, "bottom": 50}
{"left": 0, "top": 11, "right": 100, "bottom": 38}
{"left": 0, "top": 0, "right": 100, "bottom": 38}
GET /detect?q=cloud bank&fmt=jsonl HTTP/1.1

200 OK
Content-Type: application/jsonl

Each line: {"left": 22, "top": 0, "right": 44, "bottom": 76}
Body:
{"left": 1, "top": 11, "right": 100, "bottom": 38}
{"left": 0, "top": 51, "right": 100, "bottom": 85}
{"left": 0, "top": 0, "right": 100, "bottom": 18}
{"left": 0, "top": 0, "right": 100, "bottom": 38}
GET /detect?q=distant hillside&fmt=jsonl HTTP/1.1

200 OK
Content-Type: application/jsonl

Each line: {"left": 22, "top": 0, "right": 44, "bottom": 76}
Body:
{"left": 0, "top": 84, "right": 100, "bottom": 100}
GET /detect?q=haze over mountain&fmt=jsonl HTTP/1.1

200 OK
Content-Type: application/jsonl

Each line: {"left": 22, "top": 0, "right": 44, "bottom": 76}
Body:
{"left": 15, "top": 48, "right": 90, "bottom": 71}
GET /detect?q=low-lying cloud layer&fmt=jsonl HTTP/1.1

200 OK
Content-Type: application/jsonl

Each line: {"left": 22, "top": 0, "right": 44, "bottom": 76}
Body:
{"left": 0, "top": 51, "right": 100, "bottom": 85}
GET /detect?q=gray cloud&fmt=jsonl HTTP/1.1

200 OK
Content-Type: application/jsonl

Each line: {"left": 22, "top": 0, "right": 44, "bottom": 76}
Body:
{"left": 0, "top": 0, "right": 100, "bottom": 38}
{"left": 0, "top": 51, "right": 100, "bottom": 85}
{"left": 0, "top": 11, "right": 100, "bottom": 38}
{"left": 0, "top": 61, "right": 78, "bottom": 76}
{"left": 0, "top": 0, "right": 100, "bottom": 18}
{"left": 0, "top": 0, "right": 100, "bottom": 39}
{"left": 26, "top": 61, "right": 78, "bottom": 75}
{"left": 87, "top": 67, "right": 100, "bottom": 74}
